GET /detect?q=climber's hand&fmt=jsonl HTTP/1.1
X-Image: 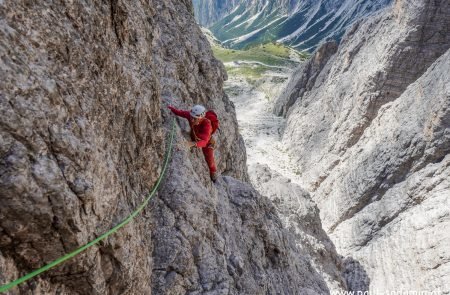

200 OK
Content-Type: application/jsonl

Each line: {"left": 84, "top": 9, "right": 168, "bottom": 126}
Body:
{"left": 184, "top": 141, "right": 196, "bottom": 150}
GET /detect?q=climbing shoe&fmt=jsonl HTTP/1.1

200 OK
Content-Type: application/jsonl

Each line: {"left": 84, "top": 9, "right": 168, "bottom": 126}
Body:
{"left": 210, "top": 172, "right": 219, "bottom": 182}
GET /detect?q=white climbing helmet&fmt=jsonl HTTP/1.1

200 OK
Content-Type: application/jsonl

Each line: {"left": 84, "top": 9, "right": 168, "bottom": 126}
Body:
{"left": 190, "top": 104, "right": 206, "bottom": 118}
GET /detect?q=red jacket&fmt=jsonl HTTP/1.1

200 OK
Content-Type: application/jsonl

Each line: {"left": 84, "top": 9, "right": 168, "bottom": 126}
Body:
{"left": 168, "top": 106, "right": 212, "bottom": 148}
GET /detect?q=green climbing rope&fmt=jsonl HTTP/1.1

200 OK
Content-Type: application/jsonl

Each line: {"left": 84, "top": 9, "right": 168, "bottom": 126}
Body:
{"left": 0, "top": 119, "right": 176, "bottom": 293}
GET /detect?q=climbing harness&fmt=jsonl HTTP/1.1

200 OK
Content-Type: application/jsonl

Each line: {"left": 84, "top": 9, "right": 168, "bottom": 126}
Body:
{"left": 0, "top": 119, "right": 176, "bottom": 293}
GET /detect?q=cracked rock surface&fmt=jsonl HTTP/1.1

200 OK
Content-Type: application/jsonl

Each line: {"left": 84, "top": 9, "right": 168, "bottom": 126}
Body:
{"left": 250, "top": 163, "right": 348, "bottom": 292}
{"left": 0, "top": 0, "right": 345, "bottom": 294}
{"left": 278, "top": 0, "right": 450, "bottom": 292}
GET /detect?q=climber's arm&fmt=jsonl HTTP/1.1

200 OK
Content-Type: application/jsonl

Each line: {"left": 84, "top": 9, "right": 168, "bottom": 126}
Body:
{"left": 168, "top": 106, "right": 191, "bottom": 119}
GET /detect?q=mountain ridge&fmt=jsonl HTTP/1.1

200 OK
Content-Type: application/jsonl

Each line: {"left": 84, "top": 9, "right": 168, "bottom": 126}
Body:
{"left": 194, "top": 0, "right": 392, "bottom": 51}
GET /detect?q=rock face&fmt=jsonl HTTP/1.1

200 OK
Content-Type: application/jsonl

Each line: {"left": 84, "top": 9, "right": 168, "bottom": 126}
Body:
{"left": 274, "top": 41, "right": 338, "bottom": 117}
{"left": 151, "top": 168, "right": 333, "bottom": 294}
{"left": 0, "top": 0, "right": 345, "bottom": 294}
{"left": 278, "top": 0, "right": 450, "bottom": 291}
{"left": 331, "top": 52, "right": 450, "bottom": 291}
{"left": 192, "top": 0, "right": 241, "bottom": 27}
{"left": 250, "top": 164, "right": 348, "bottom": 292}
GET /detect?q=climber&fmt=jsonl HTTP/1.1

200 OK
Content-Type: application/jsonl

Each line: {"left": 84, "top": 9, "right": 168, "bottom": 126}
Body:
{"left": 168, "top": 104, "right": 219, "bottom": 182}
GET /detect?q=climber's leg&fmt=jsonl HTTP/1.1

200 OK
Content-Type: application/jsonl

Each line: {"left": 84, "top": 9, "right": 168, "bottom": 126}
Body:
{"left": 202, "top": 146, "right": 217, "bottom": 180}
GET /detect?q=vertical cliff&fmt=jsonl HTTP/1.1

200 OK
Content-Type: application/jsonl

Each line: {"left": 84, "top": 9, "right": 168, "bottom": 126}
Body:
{"left": 0, "top": 0, "right": 346, "bottom": 294}
{"left": 273, "top": 41, "right": 338, "bottom": 117}
{"left": 278, "top": 0, "right": 450, "bottom": 291}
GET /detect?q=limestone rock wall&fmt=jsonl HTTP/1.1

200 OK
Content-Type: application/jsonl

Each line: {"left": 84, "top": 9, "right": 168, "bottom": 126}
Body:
{"left": 250, "top": 164, "right": 348, "bottom": 292}
{"left": 0, "top": 0, "right": 243, "bottom": 294}
{"left": 273, "top": 41, "right": 338, "bottom": 117}
{"left": 0, "top": 0, "right": 344, "bottom": 294}
{"left": 329, "top": 51, "right": 450, "bottom": 291}
{"left": 150, "top": 164, "right": 333, "bottom": 294}
{"left": 278, "top": 0, "right": 450, "bottom": 291}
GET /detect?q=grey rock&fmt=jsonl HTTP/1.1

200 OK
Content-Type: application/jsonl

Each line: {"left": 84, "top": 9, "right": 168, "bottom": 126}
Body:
{"left": 151, "top": 165, "right": 333, "bottom": 294}
{"left": 249, "top": 163, "right": 348, "bottom": 292}
{"left": 0, "top": 0, "right": 242, "bottom": 294}
{"left": 0, "top": 0, "right": 343, "bottom": 294}
{"left": 327, "top": 50, "right": 450, "bottom": 292}
{"left": 279, "top": 0, "right": 450, "bottom": 291}
{"left": 274, "top": 41, "right": 338, "bottom": 117}
{"left": 282, "top": 0, "right": 449, "bottom": 191}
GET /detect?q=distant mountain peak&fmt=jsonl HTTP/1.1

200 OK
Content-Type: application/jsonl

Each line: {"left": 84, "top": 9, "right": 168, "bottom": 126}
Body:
{"left": 193, "top": 0, "right": 393, "bottom": 52}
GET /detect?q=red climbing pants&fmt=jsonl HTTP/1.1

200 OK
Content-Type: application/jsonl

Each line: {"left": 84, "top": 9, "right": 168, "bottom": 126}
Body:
{"left": 202, "top": 145, "right": 216, "bottom": 175}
